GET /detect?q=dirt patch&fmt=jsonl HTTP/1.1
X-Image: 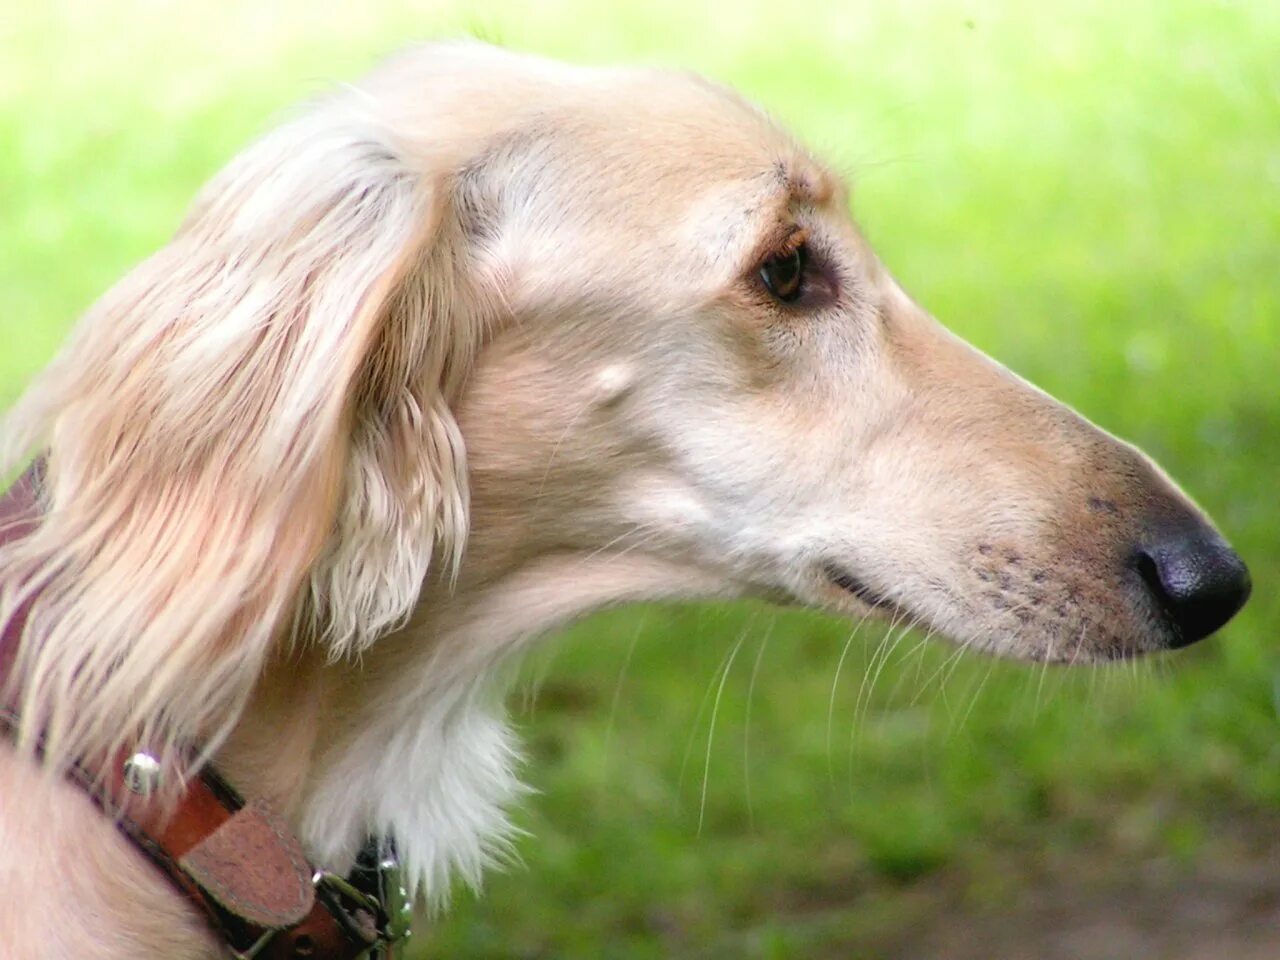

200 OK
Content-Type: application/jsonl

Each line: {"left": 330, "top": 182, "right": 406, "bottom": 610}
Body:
{"left": 872, "top": 830, "right": 1280, "bottom": 960}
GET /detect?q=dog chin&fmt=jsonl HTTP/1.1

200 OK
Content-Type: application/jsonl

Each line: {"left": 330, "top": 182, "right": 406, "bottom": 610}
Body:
{"left": 800, "top": 561, "right": 1176, "bottom": 665}
{"left": 950, "top": 618, "right": 1170, "bottom": 665}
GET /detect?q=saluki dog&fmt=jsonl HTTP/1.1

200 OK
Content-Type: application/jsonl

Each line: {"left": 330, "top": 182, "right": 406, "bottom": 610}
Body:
{"left": 0, "top": 42, "right": 1250, "bottom": 958}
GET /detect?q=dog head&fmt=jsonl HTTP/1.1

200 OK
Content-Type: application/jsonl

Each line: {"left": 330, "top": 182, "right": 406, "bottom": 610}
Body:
{"left": 425, "top": 45, "right": 1250, "bottom": 663}
{"left": 1, "top": 42, "right": 1249, "bottom": 772}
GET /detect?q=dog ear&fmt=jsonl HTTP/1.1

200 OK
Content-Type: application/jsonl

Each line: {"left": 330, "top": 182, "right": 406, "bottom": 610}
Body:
{"left": 0, "top": 98, "right": 476, "bottom": 768}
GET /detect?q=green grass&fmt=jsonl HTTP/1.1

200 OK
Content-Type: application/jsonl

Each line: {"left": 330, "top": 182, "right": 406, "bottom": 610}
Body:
{"left": 2, "top": 2, "right": 1277, "bottom": 957}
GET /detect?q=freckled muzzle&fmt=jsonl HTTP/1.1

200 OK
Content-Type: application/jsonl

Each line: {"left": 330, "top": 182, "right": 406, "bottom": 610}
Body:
{"left": 1079, "top": 451, "right": 1253, "bottom": 654}
{"left": 952, "top": 510, "right": 1251, "bottom": 662}
{"left": 965, "top": 483, "right": 1252, "bottom": 659}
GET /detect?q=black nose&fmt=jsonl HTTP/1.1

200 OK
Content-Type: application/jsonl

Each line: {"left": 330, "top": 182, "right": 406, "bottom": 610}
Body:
{"left": 1132, "top": 522, "right": 1251, "bottom": 647}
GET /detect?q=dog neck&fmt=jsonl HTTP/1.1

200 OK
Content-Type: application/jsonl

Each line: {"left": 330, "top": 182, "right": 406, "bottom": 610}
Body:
{"left": 222, "top": 549, "right": 729, "bottom": 905}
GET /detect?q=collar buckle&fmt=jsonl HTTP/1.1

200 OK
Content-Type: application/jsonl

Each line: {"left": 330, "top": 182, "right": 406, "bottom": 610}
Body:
{"left": 313, "top": 841, "right": 413, "bottom": 959}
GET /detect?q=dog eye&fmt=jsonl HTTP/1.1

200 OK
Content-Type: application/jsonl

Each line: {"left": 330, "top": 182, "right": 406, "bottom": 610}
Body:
{"left": 759, "top": 245, "right": 806, "bottom": 303}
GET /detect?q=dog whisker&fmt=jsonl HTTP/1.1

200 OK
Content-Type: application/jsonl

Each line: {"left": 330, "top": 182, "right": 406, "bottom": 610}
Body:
{"left": 677, "top": 623, "right": 748, "bottom": 806}
{"left": 852, "top": 613, "right": 902, "bottom": 742}
{"left": 1032, "top": 630, "right": 1056, "bottom": 719}
{"left": 533, "top": 393, "right": 599, "bottom": 505}
{"left": 697, "top": 627, "right": 748, "bottom": 838}
{"left": 600, "top": 613, "right": 645, "bottom": 779}
{"left": 857, "top": 618, "right": 913, "bottom": 735}
{"left": 848, "top": 624, "right": 939, "bottom": 799}
{"left": 742, "top": 621, "right": 773, "bottom": 834}
{"left": 914, "top": 631, "right": 969, "bottom": 706}
{"left": 882, "top": 631, "right": 934, "bottom": 710}
{"left": 826, "top": 613, "right": 871, "bottom": 784}
{"left": 950, "top": 655, "right": 997, "bottom": 741}
{"left": 575, "top": 522, "right": 660, "bottom": 566}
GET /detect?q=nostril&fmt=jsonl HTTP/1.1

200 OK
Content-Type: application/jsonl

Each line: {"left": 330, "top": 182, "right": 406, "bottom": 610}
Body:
{"left": 1131, "top": 526, "right": 1251, "bottom": 648}
{"left": 1133, "top": 549, "right": 1164, "bottom": 602}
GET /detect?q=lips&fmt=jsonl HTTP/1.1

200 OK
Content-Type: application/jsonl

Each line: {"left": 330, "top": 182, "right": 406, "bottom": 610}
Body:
{"left": 822, "top": 562, "right": 896, "bottom": 610}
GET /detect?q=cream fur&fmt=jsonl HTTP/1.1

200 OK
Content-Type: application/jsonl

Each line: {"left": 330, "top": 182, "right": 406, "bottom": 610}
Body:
{"left": 0, "top": 41, "right": 1240, "bottom": 958}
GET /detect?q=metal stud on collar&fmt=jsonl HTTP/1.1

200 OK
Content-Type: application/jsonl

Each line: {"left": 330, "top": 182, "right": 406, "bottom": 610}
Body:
{"left": 122, "top": 751, "right": 162, "bottom": 795}
{"left": 376, "top": 854, "right": 413, "bottom": 949}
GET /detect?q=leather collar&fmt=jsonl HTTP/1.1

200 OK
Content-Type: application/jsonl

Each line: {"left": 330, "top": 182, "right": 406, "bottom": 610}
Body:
{"left": 0, "top": 462, "right": 411, "bottom": 959}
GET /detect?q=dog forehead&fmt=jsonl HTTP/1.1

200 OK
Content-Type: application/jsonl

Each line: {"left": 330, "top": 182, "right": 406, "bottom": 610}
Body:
{"left": 569, "top": 75, "right": 841, "bottom": 238}
{"left": 583, "top": 81, "right": 824, "bottom": 190}
{"left": 378, "top": 44, "right": 838, "bottom": 229}
{"left": 552, "top": 108, "right": 837, "bottom": 263}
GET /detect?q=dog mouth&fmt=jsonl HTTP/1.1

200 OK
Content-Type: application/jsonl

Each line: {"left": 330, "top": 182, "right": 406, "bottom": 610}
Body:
{"left": 821, "top": 562, "right": 907, "bottom": 616}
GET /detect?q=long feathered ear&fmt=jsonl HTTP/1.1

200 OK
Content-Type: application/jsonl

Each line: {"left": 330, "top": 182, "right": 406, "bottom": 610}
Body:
{"left": 0, "top": 95, "right": 475, "bottom": 769}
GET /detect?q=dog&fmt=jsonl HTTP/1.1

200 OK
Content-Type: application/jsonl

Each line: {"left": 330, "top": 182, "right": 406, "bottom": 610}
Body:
{"left": 0, "top": 41, "right": 1250, "bottom": 958}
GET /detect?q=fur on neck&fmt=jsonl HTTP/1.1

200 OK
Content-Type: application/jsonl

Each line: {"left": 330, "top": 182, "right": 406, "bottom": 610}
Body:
{"left": 232, "top": 552, "right": 732, "bottom": 907}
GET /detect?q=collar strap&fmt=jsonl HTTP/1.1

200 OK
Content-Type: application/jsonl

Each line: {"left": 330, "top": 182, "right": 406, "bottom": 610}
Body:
{"left": 0, "top": 465, "right": 411, "bottom": 959}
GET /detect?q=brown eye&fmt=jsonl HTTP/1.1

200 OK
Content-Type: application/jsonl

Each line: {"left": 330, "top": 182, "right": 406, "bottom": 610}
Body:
{"left": 760, "top": 244, "right": 806, "bottom": 302}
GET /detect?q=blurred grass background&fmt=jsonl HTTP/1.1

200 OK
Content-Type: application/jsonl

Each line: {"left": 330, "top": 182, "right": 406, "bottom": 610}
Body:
{"left": 2, "top": 2, "right": 1277, "bottom": 957}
